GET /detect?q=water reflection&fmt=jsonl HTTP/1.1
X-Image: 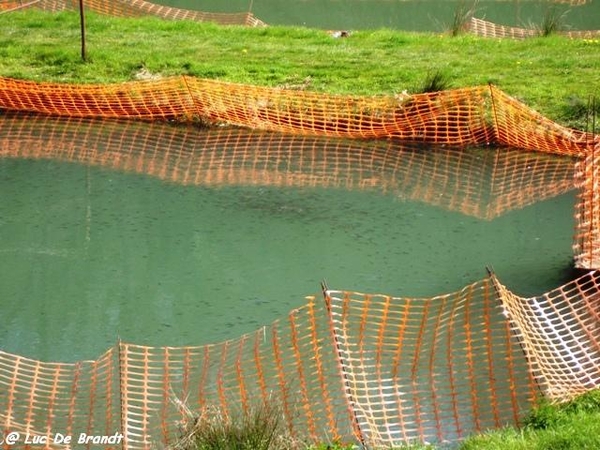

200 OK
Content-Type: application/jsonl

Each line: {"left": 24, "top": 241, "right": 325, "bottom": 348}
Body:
{"left": 0, "top": 113, "right": 577, "bottom": 361}
{"left": 0, "top": 112, "right": 575, "bottom": 220}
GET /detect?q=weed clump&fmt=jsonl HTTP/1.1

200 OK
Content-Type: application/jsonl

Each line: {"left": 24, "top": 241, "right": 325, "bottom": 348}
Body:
{"left": 168, "top": 401, "right": 304, "bottom": 450}
{"left": 448, "top": 1, "right": 478, "bottom": 36}
{"left": 414, "top": 69, "right": 453, "bottom": 94}
{"left": 534, "top": 7, "right": 570, "bottom": 37}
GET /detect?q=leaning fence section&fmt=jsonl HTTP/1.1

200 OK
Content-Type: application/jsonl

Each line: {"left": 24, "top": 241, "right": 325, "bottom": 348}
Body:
{"left": 117, "top": 298, "right": 354, "bottom": 449}
{"left": 574, "top": 144, "right": 600, "bottom": 269}
{"left": 487, "top": 85, "right": 593, "bottom": 157}
{"left": 184, "top": 79, "right": 494, "bottom": 144}
{"left": 323, "top": 280, "right": 538, "bottom": 448}
{"left": 491, "top": 271, "right": 600, "bottom": 403}
{"left": 0, "top": 348, "right": 120, "bottom": 449}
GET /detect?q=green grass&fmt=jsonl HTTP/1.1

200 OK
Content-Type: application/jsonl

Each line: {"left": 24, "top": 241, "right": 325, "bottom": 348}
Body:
{"left": 166, "top": 391, "right": 600, "bottom": 449}
{"left": 458, "top": 389, "right": 600, "bottom": 450}
{"left": 1, "top": 10, "right": 599, "bottom": 128}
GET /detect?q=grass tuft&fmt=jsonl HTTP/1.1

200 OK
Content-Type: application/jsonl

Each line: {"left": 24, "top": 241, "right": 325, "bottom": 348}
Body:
{"left": 414, "top": 69, "right": 453, "bottom": 93}
{"left": 168, "top": 400, "right": 304, "bottom": 450}
{"left": 534, "top": 7, "right": 570, "bottom": 37}
{"left": 448, "top": 1, "right": 478, "bottom": 36}
{"left": 522, "top": 389, "right": 600, "bottom": 430}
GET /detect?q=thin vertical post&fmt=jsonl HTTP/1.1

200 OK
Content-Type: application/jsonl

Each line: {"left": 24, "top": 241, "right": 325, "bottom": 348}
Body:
{"left": 321, "top": 281, "right": 366, "bottom": 447}
{"left": 79, "top": 0, "right": 87, "bottom": 61}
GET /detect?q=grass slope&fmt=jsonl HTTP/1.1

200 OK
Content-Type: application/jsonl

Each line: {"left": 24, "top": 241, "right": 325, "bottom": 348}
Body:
{"left": 1, "top": 10, "right": 599, "bottom": 128}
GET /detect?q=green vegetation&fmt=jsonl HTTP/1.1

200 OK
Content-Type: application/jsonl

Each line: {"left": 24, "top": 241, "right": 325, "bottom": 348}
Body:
{"left": 534, "top": 6, "right": 570, "bottom": 37}
{"left": 168, "top": 402, "right": 300, "bottom": 450}
{"left": 167, "top": 391, "right": 600, "bottom": 449}
{"left": 447, "top": 1, "right": 477, "bottom": 37}
{"left": 458, "top": 389, "right": 600, "bottom": 450}
{"left": 168, "top": 401, "right": 362, "bottom": 450}
{"left": 414, "top": 69, "right": 453, "bottom": 93}
{"left": 1, "top": 10, "right": 599, "bottom": 129}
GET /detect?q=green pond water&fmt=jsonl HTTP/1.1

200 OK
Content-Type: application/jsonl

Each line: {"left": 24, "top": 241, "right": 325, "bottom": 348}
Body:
{"left": 0, "top": 114, "right": 577, "bottom": 362}
{"left": 158, "top": 0, "right": 600, "bottom": 31}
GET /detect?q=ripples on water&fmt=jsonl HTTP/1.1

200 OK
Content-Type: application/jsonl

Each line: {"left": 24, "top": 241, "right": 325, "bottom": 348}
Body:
{"left": 0, "top": 114, "right": 577, "bottom": 361}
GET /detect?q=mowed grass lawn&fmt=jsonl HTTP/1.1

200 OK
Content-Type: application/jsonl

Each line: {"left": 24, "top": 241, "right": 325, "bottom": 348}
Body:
{"left": 0, "top": 10, "right": 599, "bottom": 128}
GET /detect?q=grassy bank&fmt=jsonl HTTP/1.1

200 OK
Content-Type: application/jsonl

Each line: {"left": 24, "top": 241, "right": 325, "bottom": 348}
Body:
{"left": 167, "top": 390, "right": 600, "bottom": 449}
{"left": 458, "top": 389, "right": 600, "bottom": 450}
{"left": 1, "top": 10, "right": 599, "bottom": 129}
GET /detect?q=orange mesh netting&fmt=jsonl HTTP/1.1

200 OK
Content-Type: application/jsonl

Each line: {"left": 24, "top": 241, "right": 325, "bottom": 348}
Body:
{"left": 0, "top": 280, "right": 541, "bottom": 449}
{"left": 0, "top": 78, "right": 597, "bottom": 157}
{"left": 116, "top": 298, "right": 354, "bottom": 449}
{"left": 0, "top": 112, "right": 576, "bottom": 221}
{"left": 0, "top": 0, "right": 266, "bottom": 26}
{"left": 2, "top": 271, "right": 598, "bottom": 449}
{"left": 0, "top": 112, "right": 599, "bottom": 448}
{"left": 467, "top": 17, "right": 600, "bottom": 40}
{"left": 491, "top": 271, "right": 600, "bottom": 402}
{"left": 322, "top": 280, "right": 538, "bottom": 447}
{"left": 574, "top": 142, "right": 600, "bottom": 269}
{"left": 0, "top": 348, "right": 119, "bottom": 449}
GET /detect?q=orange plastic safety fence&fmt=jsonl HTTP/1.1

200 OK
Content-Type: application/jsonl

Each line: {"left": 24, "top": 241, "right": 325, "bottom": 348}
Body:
{"left": 323, "top": 280, "right": 539, "bottom": 448}
{"left": 468, "top": 17, "right": 600, "bottom": 39}
{"left": 0, "top": 269, "right": 598, "bottom": 448}
{"left": 492, "top": 271, "right": 600, "bottom": 402}
{"left": 0, "top": 77, "right": 196, "bottom": 121}
{"left": 0, "top": 112, "right": 597, "bottom": 448}
{"left": 0, "top": 281, "right": 544, "bottom": 450}
{"left": 0, "top": 112, "right": 576, "bottom": 221}
{"left": 574, "top": 143, "right": 600, "bottom": 269}
{"left": 117, "top": 299, "right": 354, "bottom": 449}
{"left": 0, "top": 77, "right": 597, "bottom": 157}
{"left": 487, "top": 85, "right": 596, "bottom": 157}
{"left": 0, "top": 0, "right": 266, "bottom": 26}
{"left": 185, "top": 79, "right": 497, "bottom": 144}
{"left": 0, "top": 348, "right": 119, "bottom": 450}
{"left": 0, "top": 300, "right": 354, "bottom": 449}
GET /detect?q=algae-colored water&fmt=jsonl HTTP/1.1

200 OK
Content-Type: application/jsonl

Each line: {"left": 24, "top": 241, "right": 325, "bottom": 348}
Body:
{"left": 158, "top": 0, "right": 600, "bottom": 31}
{"left": 0, "top": 115, "right": 576, "bottom": 362}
